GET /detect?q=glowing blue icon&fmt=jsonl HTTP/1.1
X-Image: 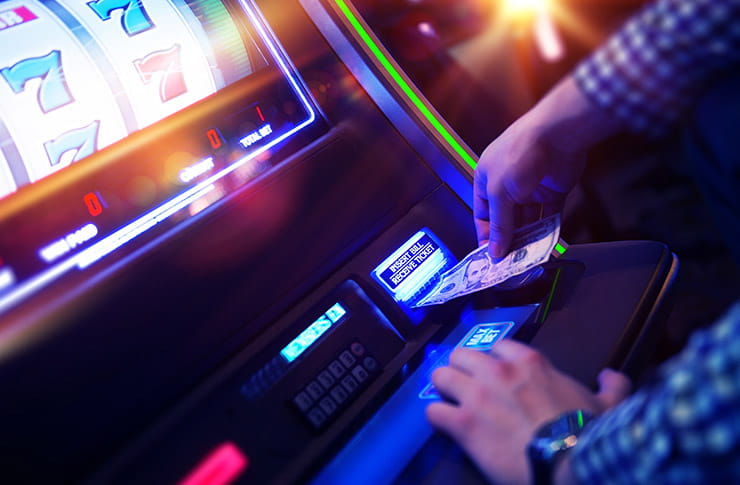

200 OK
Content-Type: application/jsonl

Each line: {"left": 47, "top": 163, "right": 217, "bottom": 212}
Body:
{"left": 418, "top": 322, "right": 513, "bottom": 400}
{"left": 458, "top": 322, "right": 513, "bottom": 351}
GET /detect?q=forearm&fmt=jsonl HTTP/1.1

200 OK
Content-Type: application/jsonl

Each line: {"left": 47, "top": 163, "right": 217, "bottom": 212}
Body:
{"left": 532, "top": 76, "right": 625, "bottom": 156}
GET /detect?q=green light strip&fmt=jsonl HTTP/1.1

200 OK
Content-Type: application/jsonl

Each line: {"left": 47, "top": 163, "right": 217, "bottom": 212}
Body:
{"left": 577, "top": 410, "right": 584, "bottom": 428}
{"left": 555, "top": 242, "right": 567, "bottom": 255}
{"left": 333, "top": 0, "right": 477, "bottom": 169}
{"left": 539, "top": 267, "right": 562, "bottom": 323}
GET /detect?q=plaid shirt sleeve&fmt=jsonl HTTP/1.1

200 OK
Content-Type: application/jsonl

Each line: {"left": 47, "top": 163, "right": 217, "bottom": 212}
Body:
{"left": 570, "top": 300, "right": 740, "bottom": 484}
{"left": 573, "top": 0, "right": 740, "bottom": 137}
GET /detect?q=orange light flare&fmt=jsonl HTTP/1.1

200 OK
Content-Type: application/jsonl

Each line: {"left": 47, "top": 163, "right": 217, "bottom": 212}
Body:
{"left": 497, "top": 0, "right": 605, "bottom": 62}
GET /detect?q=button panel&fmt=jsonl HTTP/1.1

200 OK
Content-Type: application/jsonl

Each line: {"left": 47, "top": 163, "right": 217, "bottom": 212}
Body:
{"left": 290, "top": 341, "right": 381, "bottom": 431}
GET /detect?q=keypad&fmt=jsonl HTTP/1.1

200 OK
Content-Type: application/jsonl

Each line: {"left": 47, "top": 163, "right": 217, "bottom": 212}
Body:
{"left": 317, "top": 370, "right": 335, "bottom": 389}
{"left": 306, "top": 381, "right": 324, "bottom": 400}
{"left": 338, "top": 350, "right": 356, "bottom": 368}
{"left": 291, "top": 341, "right": 381, "bottom": 431}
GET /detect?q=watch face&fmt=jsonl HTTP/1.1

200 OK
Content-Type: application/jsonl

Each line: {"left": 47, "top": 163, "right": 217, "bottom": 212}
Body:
{"left": 530, "top": 410, "right": 594, "bottom": 461}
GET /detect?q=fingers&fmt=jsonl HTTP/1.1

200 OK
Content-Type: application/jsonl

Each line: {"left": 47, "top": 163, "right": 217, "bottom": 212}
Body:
{"left": 486, "top": 339, "right": 542, "bottom": 361}
{"left": 473, "top": 162, "right": 516, "bottom": 258}
{"left": 596, "top": 368, "right": 632, "bottom": 409}
{"left": 447, "top": 348, "right": 504, "bottom": 379}
{"left": 431, "top": 364, "right": 476, "bottom": 401}
{"left": 426, "top": 400, "right": 460, "bottom": 435}
{"left": 516, "top": 204, "right": 544, "bottom": 228}
{"left": 487, "top": 192, "right": 515, "bottom": 259}
{"left": 445, "top": 341, "right": 548, "bottom": 381}
{"left": 473, "top": 189, "right": 491, "bottom": 248}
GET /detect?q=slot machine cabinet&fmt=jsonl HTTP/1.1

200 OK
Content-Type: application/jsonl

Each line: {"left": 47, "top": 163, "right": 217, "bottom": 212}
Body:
{"left": 0, "top": 0, "right": 676, "bottom": 484}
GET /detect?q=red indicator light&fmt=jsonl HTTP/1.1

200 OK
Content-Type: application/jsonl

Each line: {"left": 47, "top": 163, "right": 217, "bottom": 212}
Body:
{"left": 255, "top": 106, "right": 265, "bottom": 122}
{"left": 206, "top": 128, "right": 223, "bottom": 149}
{"left": 83, "top": 192, "right": 104, "bottom": 217}
{"left": 179, "top": 442, "right": 249, "bottom": 485}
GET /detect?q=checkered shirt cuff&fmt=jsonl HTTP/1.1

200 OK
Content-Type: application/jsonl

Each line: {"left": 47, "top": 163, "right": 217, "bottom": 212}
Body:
{"left": 570, "top": 300, "right": 740, "bottom": 484}
{"left": 574, "top": 0, "right": 740, "bottom": 138}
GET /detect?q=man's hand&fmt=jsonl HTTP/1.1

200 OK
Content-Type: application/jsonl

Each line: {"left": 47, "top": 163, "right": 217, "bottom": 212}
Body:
{"left": 426, "top": 339, "right": 630, "bottom": 485}
{"left": 475, "top": 76, "right": 624, "bottom": 258}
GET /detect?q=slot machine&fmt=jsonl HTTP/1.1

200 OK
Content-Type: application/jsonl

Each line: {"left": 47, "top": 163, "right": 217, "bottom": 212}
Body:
{"left": 0, "top": 0, "right": 676, "bottom": 483}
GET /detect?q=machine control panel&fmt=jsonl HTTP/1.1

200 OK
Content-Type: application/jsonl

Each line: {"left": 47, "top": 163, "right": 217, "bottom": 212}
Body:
{"left": 293, "top": 340, "right": 380, "bottom": 430}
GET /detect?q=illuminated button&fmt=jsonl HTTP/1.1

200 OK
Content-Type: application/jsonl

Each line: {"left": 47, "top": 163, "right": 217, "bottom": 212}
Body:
{"left": 363, "top": 356, "right": 379, "bottom": 372}
{"left": 330, "top": 385, "right": 349, "bottom": 405}
{"left": 317, "top": 370, "right": 335, "bottom": 390}
{"left": 341, "top": 375, "right": 359, "bottom": 393}
{"left": 307, "top": 407, "right": 327, "bottom": 429}
{"left": 293, "top": 391, "right": 313, "bottom": 412}
{"left": 265, "top": 359, "right": 286, "bottom": 381}
{"left": 319, "top": 396, "right": 338, "bottom": 416}
{"left": 306, "top": 381, "right": 324, "bottom": 400}
{"left": 179, "top": 441, "right": 249, "bottom": 485}
{"left": 328, "top": 360, "right": 345, "bottom": 378}
{"left": 350, "top": 342, "right": 365, "bottom": 356}
{"left": 339, "top": 350, "right": 356, "bottom": 368}
{"left": 351, "top": 365, "right": 369, "bottom": 384}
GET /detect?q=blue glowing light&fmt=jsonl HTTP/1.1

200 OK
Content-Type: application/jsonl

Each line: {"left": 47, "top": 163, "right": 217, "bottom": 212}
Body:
{"left": 372, "top": 229, "right": 453, "bottom": 304}
{"left": 280, "top": 302, "right": 347, "bottom": 363}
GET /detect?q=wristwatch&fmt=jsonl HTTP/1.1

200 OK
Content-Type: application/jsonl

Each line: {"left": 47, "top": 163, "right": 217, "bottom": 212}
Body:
{"left": 527, "top": 410, "right": 594, "bottom": 485}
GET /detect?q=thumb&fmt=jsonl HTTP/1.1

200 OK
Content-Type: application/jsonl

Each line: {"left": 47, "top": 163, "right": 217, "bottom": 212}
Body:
{"left": 595, "top": 368, "right": 631, "bottom": 409}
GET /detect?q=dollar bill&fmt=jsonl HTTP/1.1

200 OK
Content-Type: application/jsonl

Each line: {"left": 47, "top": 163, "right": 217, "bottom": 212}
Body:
{"left": 413, "top": 214, "right": 561, "bottom": 307}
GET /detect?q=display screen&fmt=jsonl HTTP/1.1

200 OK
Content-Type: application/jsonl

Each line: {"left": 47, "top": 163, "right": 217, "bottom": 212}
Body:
{"left": 372, "top": 229, "right": 454, "bottom": 305}
{"left": 0, "top": 0, "right": 269, "bottom": 196}
{"left": 0, "top": 0, "right": 318, "bottom": 314}
{"left": 280, "top": 303, "right": 347, "bottom": 363}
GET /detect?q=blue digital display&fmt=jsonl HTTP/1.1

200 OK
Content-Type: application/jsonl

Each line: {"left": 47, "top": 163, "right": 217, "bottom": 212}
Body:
{"left": 280, "top": 302, "right": 347, "bottom": 363}
{"left": 372, "top": 229, "right": 454, "bottom": 305}
{"left": 378, "top": 233, "right": 439, "bottom": 291}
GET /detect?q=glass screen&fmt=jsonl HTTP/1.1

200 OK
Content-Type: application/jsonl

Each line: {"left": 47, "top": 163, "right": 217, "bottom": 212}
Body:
{"left": 0, "top": 0, "right": 319, "bottom": 314}
{"left": 0, "top": 0, "right": 272, "bottom": 197}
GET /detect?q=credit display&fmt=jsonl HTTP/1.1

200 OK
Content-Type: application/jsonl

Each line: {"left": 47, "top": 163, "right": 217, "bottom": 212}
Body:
{"left": 281, "top": 302, "right": 348, "bottom": 363}
{"left": 0, "top": 0, "right": 319, "bottom": 315}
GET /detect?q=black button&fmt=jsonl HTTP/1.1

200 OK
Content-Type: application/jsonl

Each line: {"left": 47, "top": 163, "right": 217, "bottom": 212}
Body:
{"left": 293, "top": 391, "right": 313, "bottom": 412}
{"left": 350, "top": 342, "right": 365, "bottom": 356}
{"left": 339, "top": 350, "right": 356, "bottom": 368}
{"left": 319, "top": 396, "right": 338, "bottom": 416}
{"left": 307, "top": 407, "right": 326, "bottom": 428}
{"left": 306, "top": 381, "right": 324, "bottom": 400}
{"left": 363, "top": 356, "right": 378, "bottom": 372}
{"left": 330, "top": 385, "right": 349, "bottom": 404}
{"left": 317, "top": 370, "right": 335, "bottom": 389}
{"left": 341, "top": 374, "right": 359, "bottom": 393}
{"left": 351, "top": 365, "right": 369, "bottom": 383}
{"left": 328, "top": 360, "right": 345, "bottom": 378}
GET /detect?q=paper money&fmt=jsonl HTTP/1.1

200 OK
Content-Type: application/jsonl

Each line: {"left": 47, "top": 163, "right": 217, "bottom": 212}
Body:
{"left": 413, "top": 214, "right": 561, "bottom": 307}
